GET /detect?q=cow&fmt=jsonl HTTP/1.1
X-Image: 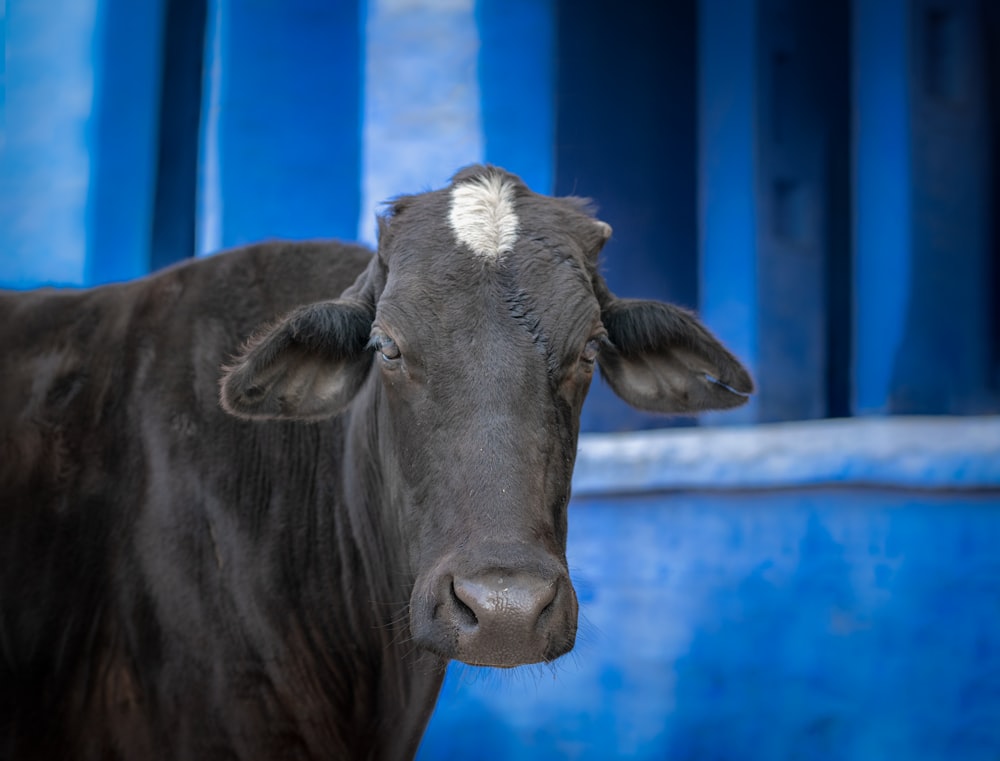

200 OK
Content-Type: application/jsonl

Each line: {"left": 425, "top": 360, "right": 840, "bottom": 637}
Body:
{"left": 0, "top": 165, "right": 752, "bottom": 760}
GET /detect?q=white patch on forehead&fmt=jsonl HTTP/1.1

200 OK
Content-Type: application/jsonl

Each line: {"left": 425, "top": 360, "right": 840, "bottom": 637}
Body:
{"left": 448, "top": 174, "right": 519, "bottom": 261}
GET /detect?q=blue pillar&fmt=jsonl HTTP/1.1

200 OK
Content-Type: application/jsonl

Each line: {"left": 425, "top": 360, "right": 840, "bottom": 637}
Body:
{"left": 755, "top": 0, "right": 850, "bottom": 422}
{"left": 893, "top": 0, "right": 992, "bottom": 414}
{"left": 1, "top": 0, "right": 166, "bottom": 288}
{"left": 197, "top": 0, "right": 362, "bottom": 255}
{"left": 854, "top": 0, "right": 992, "bottom": 415}
{"left": 357, "top": 0, "right": 483, "bottom": 245}
{"left": 357, "top": 0, "right": 555, "bottom": 246}
{"left": 1, "top": 0, "right": 100, "bottom": 287}
{"left": 698, "top": 0, "right": 760, "bottom": 425}
{"left": 477, "top": 0, "right": 555, "bottom": 194}
{"left": 852, "top": 0, "right": 913, "bottom": 415}
{"left": 557, "top": 0, "right": 698, "bottom": 433}
{"left": 149, "top": 0, "right": 208, "bottom": 272}
{"left": 86, "top": 0, "right": 167, "bottom": 284}
{"left": 699, "top": 0, "right": 850, "bottom": 425}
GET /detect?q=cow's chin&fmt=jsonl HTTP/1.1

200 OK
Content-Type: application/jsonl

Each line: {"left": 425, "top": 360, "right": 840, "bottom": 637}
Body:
{"left": 451, "top": 632, "right": 579, "bottom": 670}
{"left": 413, "top": 616, "right": 579, "bottom": 670}
{"left": 408, "top": 563, "right": 579, "bottom": 669}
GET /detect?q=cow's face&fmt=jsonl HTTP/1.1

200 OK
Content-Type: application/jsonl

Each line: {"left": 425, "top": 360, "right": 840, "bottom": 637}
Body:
{"left": 220, "top": 166, "right": 752, "bottom": 668}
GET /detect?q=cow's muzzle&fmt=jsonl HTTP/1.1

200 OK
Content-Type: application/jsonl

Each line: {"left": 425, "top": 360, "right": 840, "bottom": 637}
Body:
{"left": 411, "top": 560, "right": 578, "bottom": 668}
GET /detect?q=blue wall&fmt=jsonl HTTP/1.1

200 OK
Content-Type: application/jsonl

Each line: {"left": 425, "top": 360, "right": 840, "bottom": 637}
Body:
{"left": 3, "top": 0, "right": 106, "bottom": 287}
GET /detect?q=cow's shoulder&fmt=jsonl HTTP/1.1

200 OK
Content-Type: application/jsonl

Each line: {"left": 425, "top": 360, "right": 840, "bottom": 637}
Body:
{"left": 0, "top": 239, "right": 371, "bottom": 521}
{"left": 0, "top": 240, "right": 370, "bottom": 495}
{"left": 154, "top": 239, "right": 373, "bottom": 322}
{"left": 122, "top": 240, "right": 373, "bottom": 438}
{"left": 0, "top": 284, "right": 127, "bottom": 498}
{"left": 0, "top": 238, "right": 372, "bottom": 520}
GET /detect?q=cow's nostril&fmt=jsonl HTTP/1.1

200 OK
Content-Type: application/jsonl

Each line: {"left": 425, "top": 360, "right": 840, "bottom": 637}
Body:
{"left": 537, "top": 593, "right": 555, "bottom": 626}
{"left": 449, "top": 579, "right": 479, "bottom": 628}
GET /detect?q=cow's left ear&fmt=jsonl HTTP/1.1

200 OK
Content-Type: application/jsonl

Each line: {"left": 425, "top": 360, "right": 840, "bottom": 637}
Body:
{"left": 220, "top": 299, "right": 374, "bottom": 420}
{"left": 597, "top": 298, "right": 753, "bottom": 413}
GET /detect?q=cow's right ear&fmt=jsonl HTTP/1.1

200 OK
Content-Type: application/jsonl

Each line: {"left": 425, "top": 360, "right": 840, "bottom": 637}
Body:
{"left": 597, "top": 298, "right": 754, "bottom": 414}
{"left": 220, "top": 300, "right": 374, "bottom": 421}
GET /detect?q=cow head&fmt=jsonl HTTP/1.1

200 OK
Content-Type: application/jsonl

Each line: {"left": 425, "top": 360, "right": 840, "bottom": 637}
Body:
{"left": 219, "top": 166, "right": 752, "bottom": 668}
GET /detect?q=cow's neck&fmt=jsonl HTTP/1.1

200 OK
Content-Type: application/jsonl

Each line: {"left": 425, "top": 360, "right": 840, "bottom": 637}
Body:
{"left": 329, "top": 378, "right": 446, "bottom": 755}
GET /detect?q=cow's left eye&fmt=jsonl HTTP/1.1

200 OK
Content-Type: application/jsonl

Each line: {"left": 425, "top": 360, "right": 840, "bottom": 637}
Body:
{"left": 373, "top": 335, "right": 401, "bottom": 362}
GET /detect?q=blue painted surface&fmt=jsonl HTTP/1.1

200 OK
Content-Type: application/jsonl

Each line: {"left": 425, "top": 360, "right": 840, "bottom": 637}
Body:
{"left": 754, "top": 0, "right": 850, "bottom": 422}
{"left": 1, "top": 0, "right": 99, "bottom": 287}
{"left": 356, "top": 0, "right": 555, "bottom": 244}
{"left": 357, "top": 0, "right": 483, "bottom": 246}
{"left": 852, "top": 0, "right": 912, "bottom": 415}
{"left": 4, "top": 0, "right": 996, "bottom": 420}
{"left": 573, "top": 417, "right": 1000, "bottom": 495}
{"left": 196, "top": 0, "right": 361, "bottom": 254}
{"left": 419, "top": 488, "right": 1000, "bottom": 760}
{"left": 86, "top": 0, "right": 165, "bottom": 285}
{"left": 149, "top": 0, "right": 207, "bottom": 272}
{"left": 555, "top": 0, "right": 699, "bottom": 433}
{"left": 697, "top": 0, "right": 759, "bottom": 425}
{"left": 895, "top": 0, "right": 993, "bottom": 414}
{"left": 478, "top": 0, "right": 554, "bottom": 194}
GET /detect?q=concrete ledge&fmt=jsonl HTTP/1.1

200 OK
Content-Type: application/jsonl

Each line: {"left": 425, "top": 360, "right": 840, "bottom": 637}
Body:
{"left": 573, "top": 416, "right": 1000, "bottom": 494}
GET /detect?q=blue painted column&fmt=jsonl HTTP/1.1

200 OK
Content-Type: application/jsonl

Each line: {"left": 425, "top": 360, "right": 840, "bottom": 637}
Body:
{"left": 149, "top": 0, "right": 208, "bottom": 272}
{"left": 197, "top": 0, "right": 362, "bottom": 255}
{"left": 895, "top": 0, "right": 992, "bottom": 414}
{"left": 357, "top": 0, "right": 555, "bottom": 245}
{"left": 477, "top": 0, "right": 555, "bottom": 194}
{"left": 357, "top": 0, "right": 483, "bottom": 245}
{"left": 854, "top": 0, "right": 993, "bottom": 415}
{"left": 699, "top": 0, "right": 850, "bottom": 424}
{"left": 1, "top": 0, "right": 99, "bottom": 287}
{"left": 86, "top": 0, "right": 167, "bottom": 284}
{"left": 1, "top": 0, "right": 165, "bottom": 288}
{"left": 556, "top": 0, "right": 698, "bottom": 433}
{"left": 697, "top": 0, "right": 760, "bottom": 425}
{"left": 755, "top": 0, "right": 850, "bottom": 422}
{"left": 852, "top": 0, "right": 913, "bottom": 415}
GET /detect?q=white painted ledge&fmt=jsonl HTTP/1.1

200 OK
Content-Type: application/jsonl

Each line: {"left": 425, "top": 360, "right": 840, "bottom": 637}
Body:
{"left": 573, "top": 416, "right": 1000, "bottom": 494}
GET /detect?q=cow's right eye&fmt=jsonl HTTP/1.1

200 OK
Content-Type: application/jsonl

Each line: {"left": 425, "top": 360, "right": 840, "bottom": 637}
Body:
{"left": 374, "top": 335, "right": 401, "bottom": 362}
{"left": 580, "top": 339, "right": 601, "bottom": 365}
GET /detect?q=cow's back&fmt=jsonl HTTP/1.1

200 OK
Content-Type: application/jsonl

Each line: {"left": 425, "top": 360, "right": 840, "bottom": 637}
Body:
{"left": 0, "top": 241, "right": 373, "bottom": 759}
